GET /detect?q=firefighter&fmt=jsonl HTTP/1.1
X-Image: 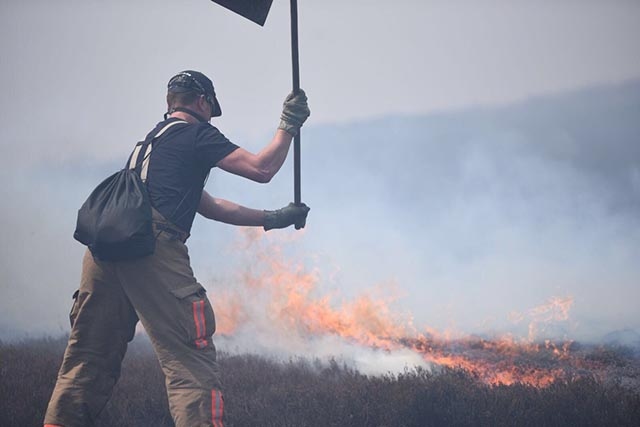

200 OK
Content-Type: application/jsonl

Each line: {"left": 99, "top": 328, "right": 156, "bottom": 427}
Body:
{"left": 44, "top": 70, "right": 310, "bottom": 427}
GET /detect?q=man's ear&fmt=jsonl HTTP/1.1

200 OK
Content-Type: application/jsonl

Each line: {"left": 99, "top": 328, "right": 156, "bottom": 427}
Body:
{"left": 198, "top": 95, "right": 207, "bottom": 110}
{"left": 199, "top": 95, "right": 213, "bottom": 118}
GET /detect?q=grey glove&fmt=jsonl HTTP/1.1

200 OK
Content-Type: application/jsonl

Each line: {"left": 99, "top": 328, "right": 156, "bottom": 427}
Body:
{"left": 278, "top": 89, "right": 310, "bottom": 137}
{"left": 264, "top": 202, "right": 310, "bottom": 231}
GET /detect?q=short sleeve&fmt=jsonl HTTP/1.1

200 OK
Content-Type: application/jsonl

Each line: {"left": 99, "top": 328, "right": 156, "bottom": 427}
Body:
{"left": 194, "top": 123, "right": 239, "bottom": 169}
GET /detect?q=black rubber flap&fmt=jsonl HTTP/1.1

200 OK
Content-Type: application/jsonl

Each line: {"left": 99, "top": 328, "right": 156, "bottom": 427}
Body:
{"left": 210, "top": 0, "right": 273, "bottom": 26}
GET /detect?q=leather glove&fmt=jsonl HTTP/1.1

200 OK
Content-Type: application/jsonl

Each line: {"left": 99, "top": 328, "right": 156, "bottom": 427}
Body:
{"left": 278, "top": 89, "right": 310, "bottom": 137}
{"left": 264, "top": 202, "right": 310, "bottom": 231}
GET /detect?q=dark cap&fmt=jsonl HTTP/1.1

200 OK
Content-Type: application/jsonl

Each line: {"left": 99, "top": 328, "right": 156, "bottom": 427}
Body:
{"left": 167, "top": 70, "right": 222, "bottom": 117}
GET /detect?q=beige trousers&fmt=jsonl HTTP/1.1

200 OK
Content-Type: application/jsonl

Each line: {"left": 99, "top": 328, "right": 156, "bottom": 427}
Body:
{"left": 44, "top": 212, "right": 223, "bottom": 427}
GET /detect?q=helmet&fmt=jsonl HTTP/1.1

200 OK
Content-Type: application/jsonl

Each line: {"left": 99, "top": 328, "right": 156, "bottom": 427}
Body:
{"left": 167, "top": 70, "right": 222, "bottom": 117}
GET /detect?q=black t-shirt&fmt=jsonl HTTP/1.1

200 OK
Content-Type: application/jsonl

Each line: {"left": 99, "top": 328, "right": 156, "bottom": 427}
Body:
{"left": 136, "top": 118, "right": 239, "bottom": 234}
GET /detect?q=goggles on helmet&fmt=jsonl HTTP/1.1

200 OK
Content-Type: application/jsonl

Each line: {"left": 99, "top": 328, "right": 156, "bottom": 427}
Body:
{"left": 167, "top": 71, "right": 222, "bottom": 117}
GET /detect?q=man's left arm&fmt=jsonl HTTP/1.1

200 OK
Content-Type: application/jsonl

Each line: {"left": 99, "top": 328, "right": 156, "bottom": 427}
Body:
{"left": 215, "top": 90, "right": 310, "bottom": 184}
{"left": 198, "top": 190, "right": 309, "bottom": 230}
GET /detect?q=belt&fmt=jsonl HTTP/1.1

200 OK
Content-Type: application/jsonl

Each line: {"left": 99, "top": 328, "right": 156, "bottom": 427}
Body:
{"left": 151, "top": 208, "right": 189, "bottom": 242}
{"left": 153, "top": 222, "right": 189, "bottom": 243}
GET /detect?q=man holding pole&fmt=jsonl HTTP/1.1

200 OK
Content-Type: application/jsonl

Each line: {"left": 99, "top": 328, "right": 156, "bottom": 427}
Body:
{"left": 44, "top": 70, "right": 310, "bottom": 427}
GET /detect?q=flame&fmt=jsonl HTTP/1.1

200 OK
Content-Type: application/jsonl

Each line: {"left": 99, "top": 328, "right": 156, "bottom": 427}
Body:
{"left": 509, "top": 296, "right": 574, "bottom": 343}
{"left": 211, "top": 230, "right": 601, "bottom": 388}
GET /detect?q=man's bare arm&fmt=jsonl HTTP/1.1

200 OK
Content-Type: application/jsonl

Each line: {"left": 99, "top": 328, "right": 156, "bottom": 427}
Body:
{"left": 216, "top": 90, "right": 309, "bottom": 183}
{"left": 216, "top": 129, "right": 292, "bottom": 183}
{"left": 197, "top": 190, "right": 265, "bottom": 226}
{"left": 198, "top": 190, "right": 310, "bottom": 230}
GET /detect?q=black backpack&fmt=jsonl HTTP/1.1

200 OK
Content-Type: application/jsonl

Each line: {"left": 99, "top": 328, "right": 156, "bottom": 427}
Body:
{"left": 73, "top": 120, "right": 187, "bottom": 261}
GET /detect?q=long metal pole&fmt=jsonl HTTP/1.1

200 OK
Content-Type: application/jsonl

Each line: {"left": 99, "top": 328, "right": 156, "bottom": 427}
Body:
{"left": 290, "top": 0, "right": 301, "bottom": 206}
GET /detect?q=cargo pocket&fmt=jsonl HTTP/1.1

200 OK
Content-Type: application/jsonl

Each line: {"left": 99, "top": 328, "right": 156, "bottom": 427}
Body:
{"left": 69, "top": 289, "right": 80, "bottom": 328}
{"left": 170, "top": 282, "right": 216, "bottom": 349}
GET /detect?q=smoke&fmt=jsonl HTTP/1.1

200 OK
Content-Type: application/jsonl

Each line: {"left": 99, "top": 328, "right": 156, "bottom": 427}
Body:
{"left": 216, "top": 334, "right": 430, "bottom": 377}
{"left": 1, "top": 81, "right": 639, "bottom": 356}
{"left": 290, "top": 82, "right": 640, "bottom": 342}
{"left": 198, "top": 81, "right": 640, "bottom": 348}
{"left": 204, "top": 230, "right": 581, "bottom": 375}
{"left": 205, "top": 228, "right": 430, "bottom": 375}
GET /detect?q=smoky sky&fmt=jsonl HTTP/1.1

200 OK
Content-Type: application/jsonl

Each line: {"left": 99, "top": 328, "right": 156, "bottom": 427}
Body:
{"left": 2, "top": 0, "right": 640, "bottom": 160}
{"left": 291, "top": 81, "right": 640, "bottom": 342}
{"left": 2, "top": 81, "right": 639, "bottom": 343}
{"left": 1, "top": 1, "right": 639, "bottom": 343}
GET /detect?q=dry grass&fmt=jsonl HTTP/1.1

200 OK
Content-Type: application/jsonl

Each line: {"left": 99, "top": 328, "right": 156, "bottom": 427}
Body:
{"left": 1, "top": 336, "right": 639, "bottom": 427}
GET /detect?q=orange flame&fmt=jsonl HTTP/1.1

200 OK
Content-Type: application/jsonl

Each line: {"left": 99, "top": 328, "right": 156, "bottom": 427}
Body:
{"left": 211, "top": 230, "right": 596, "bottom": 387}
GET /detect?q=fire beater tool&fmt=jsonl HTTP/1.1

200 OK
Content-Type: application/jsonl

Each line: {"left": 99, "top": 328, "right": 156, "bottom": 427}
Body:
{"left": 209, "top": 0, "right": 305, "bottom": 210}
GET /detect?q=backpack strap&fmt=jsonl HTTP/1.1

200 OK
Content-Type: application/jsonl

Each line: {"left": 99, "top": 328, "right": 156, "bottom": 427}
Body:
{"left": 128, "top": 120, "right": 188, "bottom": 182}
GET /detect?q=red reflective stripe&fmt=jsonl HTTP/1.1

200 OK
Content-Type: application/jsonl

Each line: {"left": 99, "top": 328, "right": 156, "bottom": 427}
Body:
{"left": 198, "top": 300, "right": 208, "bottom": 348}
{"left": 192, "top": 300, "right": 208, "bottom": 349}
{"left": 192, "top": 300, "right": 202, "bottom": 340}
{"left": 212, "top": 390, "right": 224, "bottom": 427}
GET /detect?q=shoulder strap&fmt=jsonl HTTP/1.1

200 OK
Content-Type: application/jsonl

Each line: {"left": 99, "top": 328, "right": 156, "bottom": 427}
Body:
{"left": 128, "top": 120, "right": 188, "bottom": 182}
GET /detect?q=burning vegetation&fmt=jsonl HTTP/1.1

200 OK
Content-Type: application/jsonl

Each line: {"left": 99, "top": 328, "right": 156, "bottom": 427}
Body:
{"left": 2, "top": 335, "right": 639, "bottom": 426}
{"left": 2, "top": 231, "right": 639, "bottom": 426}
{"left": 212, "top": 229, "right": 640, "bottom": 390}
